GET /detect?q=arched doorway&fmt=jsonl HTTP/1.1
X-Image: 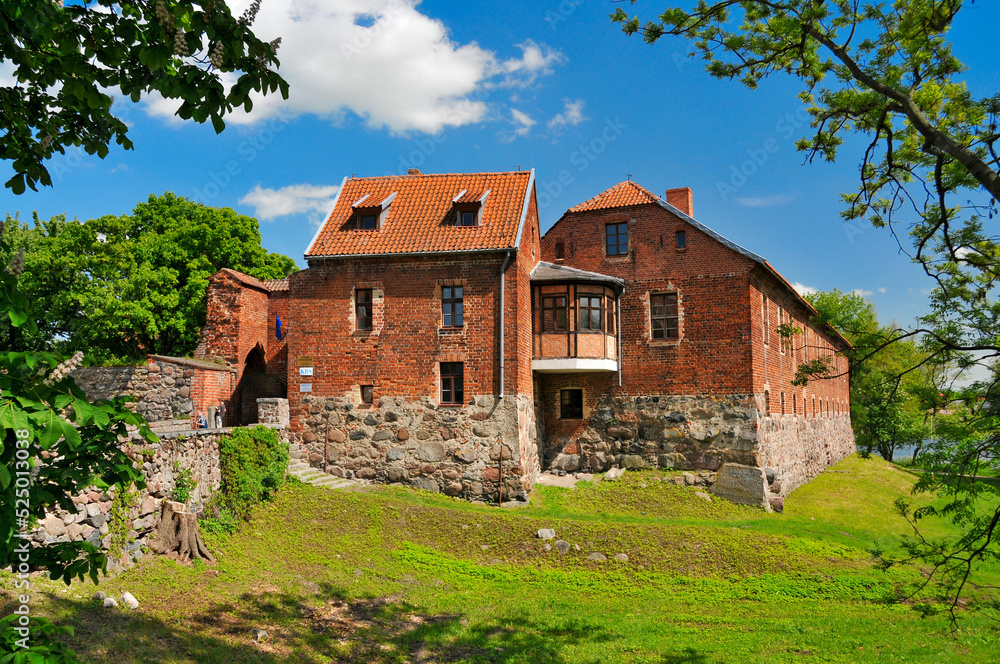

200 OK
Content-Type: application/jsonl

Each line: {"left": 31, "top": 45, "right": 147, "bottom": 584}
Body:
{"left": 239, "top": 344, "right": 267, "bottom": 425}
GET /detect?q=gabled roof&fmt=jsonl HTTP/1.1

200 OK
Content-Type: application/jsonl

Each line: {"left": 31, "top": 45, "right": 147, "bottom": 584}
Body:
{"left": 305, "top": 171, "right": 534, "bottom": 258}
{"left": 568, "top": 180, "right": 660, "bottom": 212}
{"left": 531, "top": 261, "right": 625, "bottom": 290}
{"left": 547, "top": 181, "right": 852, "bottom": 349}
{"left": 218, "top": 269, "right": 289, "bottom": 293}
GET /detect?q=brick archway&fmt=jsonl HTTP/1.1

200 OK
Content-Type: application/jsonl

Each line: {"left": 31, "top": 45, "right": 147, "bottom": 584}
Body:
{"left": 238, "top": 344, "right": 267, "bottom": 425}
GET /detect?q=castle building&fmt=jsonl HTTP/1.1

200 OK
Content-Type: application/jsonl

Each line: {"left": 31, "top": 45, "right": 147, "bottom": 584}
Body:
{"left": 197, "top": 170, "right": 855, "bottom": 502}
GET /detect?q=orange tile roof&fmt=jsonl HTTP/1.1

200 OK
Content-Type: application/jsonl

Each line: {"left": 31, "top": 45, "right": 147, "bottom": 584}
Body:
{"left": 261, "top": 278, "right": 289, "bottom": 292}
{"left": 220, "top": 268, "right": 269, "bottom": 292}
{"left": 306, "top": 171, "right": 533, "bottom": 257}
{"left": 568, "top": 180, "right": 660, "bottom": 213}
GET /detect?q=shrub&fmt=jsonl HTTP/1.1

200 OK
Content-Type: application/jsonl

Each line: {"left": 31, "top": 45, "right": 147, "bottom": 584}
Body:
{"left": 170, "top": 462, "right": 196, "bottom": 504}
{"left": 0, "top": 615, "right": 80, "bottom": 663}
{"left": 218, "top": 426, "right": 288, "bottom": 520}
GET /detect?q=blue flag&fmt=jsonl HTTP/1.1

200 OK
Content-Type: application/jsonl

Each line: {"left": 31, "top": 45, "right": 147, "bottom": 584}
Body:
{"left": 276, "top": 314, "right": 282, "bottom": 340}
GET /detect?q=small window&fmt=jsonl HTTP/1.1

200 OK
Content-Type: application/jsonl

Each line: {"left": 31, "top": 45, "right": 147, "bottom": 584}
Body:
{"left": 676, "top": 230, "right": 686, "bottom": 249}
{"left": 555, "top": 243, "right": 565, "bottom": 260}
{"left": 457, "top": 210, "right": 477, "bottom": 227}
{"left": 542, "top": 295, "right": 568, "bottom": 331}
{"left": 650, "top": 292, "right": 679, "bottom": 340}
{"left": 361, "top": 385, "right": 374, "bottom": 404}
{"left": 356, "top": 289, "right": 373, "bottom": 331}
{"left": 793, "top": 394, "right": 797, "bottom": 415}
{"left": 780, "top": 392, "right": 786, "bottom": 414}
{"left": 440, "top": 362, "right": 464, "bottom": 405}
{"left": 605, "top": 222, "right": 628, "bottom": 256}
{"left": 560, "top": 388, "right": 583, "bottom": 419}
{"left": 356, "top": 213, "right": 378, "bottom": 230}
{"left": 578, "top": 295, "right": 602, "bottom": 331}
{"left": 762, "top": 295, "right": 769, "bottom": 346}
{"left": 764, "top": 390, "right": 770, "bottom": 415}
{"left": 442, "top": 286, "right": 464, "bottom": 327}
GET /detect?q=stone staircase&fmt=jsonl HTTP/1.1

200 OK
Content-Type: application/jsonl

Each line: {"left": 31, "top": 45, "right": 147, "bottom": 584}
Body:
{"left": 286, "top": 444, "right": 360, "bottom": 490}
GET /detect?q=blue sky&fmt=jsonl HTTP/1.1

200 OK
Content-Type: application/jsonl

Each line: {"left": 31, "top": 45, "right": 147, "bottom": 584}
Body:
{"left": 3, "top": 0, "right": 999, "bottom": 329}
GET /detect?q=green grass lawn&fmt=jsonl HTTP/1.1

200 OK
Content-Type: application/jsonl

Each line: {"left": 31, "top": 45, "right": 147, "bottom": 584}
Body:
{"left": 4, "top": 455, "right": 999, "bottom": 663}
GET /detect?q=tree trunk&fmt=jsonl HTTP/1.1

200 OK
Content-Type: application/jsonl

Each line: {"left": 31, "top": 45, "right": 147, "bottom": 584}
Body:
{"left": 148, "top": 500, "right": 216, "bottom": 565}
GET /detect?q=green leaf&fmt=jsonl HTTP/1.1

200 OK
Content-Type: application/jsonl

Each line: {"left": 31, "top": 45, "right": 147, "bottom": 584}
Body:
{"left": 0, "top": 463, "right": 10, "bottom": 489}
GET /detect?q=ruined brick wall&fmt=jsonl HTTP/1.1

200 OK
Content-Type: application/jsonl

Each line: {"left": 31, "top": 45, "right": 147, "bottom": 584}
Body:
{"left": 72, "top": 356, "right": 235, "bottom": 427}
{"left": 266, "top": 289, "right": 289, "bottom": 386}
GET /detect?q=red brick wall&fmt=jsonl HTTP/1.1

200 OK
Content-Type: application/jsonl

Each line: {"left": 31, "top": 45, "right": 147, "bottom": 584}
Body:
{"left": 286, "top": 251, "right": 535, "bottom": 429}
{"left": 749, "top": 268, "right": 851, "bottom": 419}
{"left": 511, "top": 189, "right": 541, "bottom": 395}
{"left": 540, "top": 203, "right": 756, "bottom": 395}
{"left": 266, "top": 290, "right": 289, "bottom": 385}
{"left": 189, "top": 365, "right": 236, "bottom": 426}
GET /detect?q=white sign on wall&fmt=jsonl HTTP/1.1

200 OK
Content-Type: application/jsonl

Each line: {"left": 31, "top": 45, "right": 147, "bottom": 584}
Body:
{"left": 299, "top": 367, "right": 314, "bottom": 376}
{"left": 299, "top": 383, "right": 312, "bottom": 393}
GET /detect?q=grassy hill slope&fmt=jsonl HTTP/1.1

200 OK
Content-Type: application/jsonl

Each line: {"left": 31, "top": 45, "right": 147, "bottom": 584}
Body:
{"left": 5, "top": 455, "right": 999, "bottom": 663}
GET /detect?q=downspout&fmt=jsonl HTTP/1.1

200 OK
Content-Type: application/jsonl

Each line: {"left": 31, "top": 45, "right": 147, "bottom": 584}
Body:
{"left": 616, "top": 288, "right": 624, "bottom": 387}
{"left": 499, "top": 250, "right": 514, "bottom": 398}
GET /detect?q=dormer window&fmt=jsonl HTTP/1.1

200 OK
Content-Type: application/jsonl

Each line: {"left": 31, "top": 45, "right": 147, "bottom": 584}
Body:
{"left": 452, "top": 189, "right": 489, "bottom": 227}
{"left": 352, "top": 192, "right": 395, "bottom": 231}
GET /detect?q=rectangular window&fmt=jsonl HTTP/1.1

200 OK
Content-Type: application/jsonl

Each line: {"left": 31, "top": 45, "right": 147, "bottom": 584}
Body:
{"left": 357, "top": 213, "right": 378, "bottom": 230}
{"left": 555, "top": 243, "right": 565, "bottom": 260}
{"left": 542, "top": 295, "right": 568, "bottom": 331}
{"left": 361, "top": 385, "right": 373, "bottom": 404}
{"left": 676, "top": 230, "right": 686, "bottom": 249}
{"left": 650, "top": 292, "right": 679, "bottom": 340}
{"left": 780, "top": 392, "right": 785, "bottom": 414}
{"left": 560, "top": 388, "right": 583, "bottom": 419}
{"left": 356, "top": 288, "right": 373, "bottom": 331}
{"left": 442, "top": 286, "right": 464, "bottom": 327}
{"left": 440, "top": 362, "right": 464, "bottom": 405}
{"left": 456, "top": 210, "right": 477, "bottom": 227}
{"left": 578, "top": 295, "right": 603, "bottom": 331}
{"left": 762, "top": 295, "right": 769, "bottom": 346}
{"left": 605, "top": 222, "right": 628, "bottom": 256}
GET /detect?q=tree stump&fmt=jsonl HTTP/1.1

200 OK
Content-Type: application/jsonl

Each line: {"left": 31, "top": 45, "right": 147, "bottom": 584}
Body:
{"left": 148, "top": 500, "right": 216, "bottom": 564}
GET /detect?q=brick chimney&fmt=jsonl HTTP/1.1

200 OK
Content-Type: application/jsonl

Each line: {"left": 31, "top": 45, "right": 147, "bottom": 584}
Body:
{"left": 665, "top": 187, "right": 693, "bottom": 217}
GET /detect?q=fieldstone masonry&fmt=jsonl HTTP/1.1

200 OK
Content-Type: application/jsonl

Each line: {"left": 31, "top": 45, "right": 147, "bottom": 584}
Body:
{"left": 33, "top": 428, "right": 230, "bottom": 568}
{"left": 290, "top": 394, "right": 537, "bottom": 501}
{"left": 547, "top": 393, "right": 854, "bottom": 497}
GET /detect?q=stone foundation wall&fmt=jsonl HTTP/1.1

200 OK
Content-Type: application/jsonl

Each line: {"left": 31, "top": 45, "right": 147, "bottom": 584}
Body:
{"left": 545, "top": 393, "right": 854, "bottom": 496}
{"left": 756, "top": 406, "right": 855, "bottom": 495}
{"left": 291, "top": 394, "right": 537, "bottom": 501}
{"left": 258, "top": 397, "right": 290, "bottom": 426}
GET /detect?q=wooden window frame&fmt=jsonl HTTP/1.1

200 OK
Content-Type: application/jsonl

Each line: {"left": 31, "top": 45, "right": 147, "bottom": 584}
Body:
{"left": 355, "top": 288, "right": 373, "bottom": 331}
{"left": 542, "top": 294, "right": 568, "bottom": 332}
{"left": 650, "top": 292, "right": 679, "bottom": 340}
{"left": 361, "top": 385, "right": 374, "bottom": 405}
{"left": 442, "top": 286, "right": 464, "bottom": 328}
{"left": 676, "top": 230, "right": 686, "bottom": 249}
{"left": 440, "top": 362, "right": 464, "bottom": 405}
{"left": 577, "top": 294, "right": 603, "bottom": 332}
{"left": 560, "top": 388, "right": 583, "bottom": 419}
{"left": 554, "top": 242, "right": 565, "bottom": 261}
{"left": 605, "top": 221, "right": 629, "bottom": 257}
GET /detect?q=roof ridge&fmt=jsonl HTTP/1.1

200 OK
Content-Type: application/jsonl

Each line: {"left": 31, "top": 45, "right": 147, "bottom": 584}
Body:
{"left": 344, "top": 170, "right": 531, "bottom": 181}
{"left": 567, "top": 180, "right": 660, "bottom": 213}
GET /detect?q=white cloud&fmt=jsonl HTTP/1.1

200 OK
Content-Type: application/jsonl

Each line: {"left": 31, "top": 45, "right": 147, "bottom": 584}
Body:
{"left": 498, "top": 108, "right": 536, "bottom": 143}
{"left": 877, "top": 287, "right": 887, "bottom": 294}
{"left": 852, "top": 288, "right": 874, "bottom": 297}
{"left": 492, "top": 41, "right": 566, "bottom": 88}
{"left": 547, "top": 99, "right": 586, "bottom": 131}
{"left": 790, "top": 282, "right": 818, "bottom": 296}
{"left": 143, "top": 1, "right": 564, "bottom": 134}
{"left": 734, "top": 192, "right": 797, "bottom": 208}
{"left": 240, "top": 183, "right": 340, "bottom": 222}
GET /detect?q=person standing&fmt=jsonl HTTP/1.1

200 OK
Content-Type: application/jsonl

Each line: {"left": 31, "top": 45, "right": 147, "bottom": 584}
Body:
{"left": 216, "top": 400, "right": 226, "bottom": 428}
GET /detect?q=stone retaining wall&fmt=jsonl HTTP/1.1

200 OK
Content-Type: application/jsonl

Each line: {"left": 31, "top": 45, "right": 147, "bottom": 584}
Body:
{"left": 33, "top": 428, "right": 230, "bottom": 569}
{"left": 291, "top": 394, "right": 537, "bottom": 501}
{"left": 546, "top": 393, "right": 854, "bottom": 496}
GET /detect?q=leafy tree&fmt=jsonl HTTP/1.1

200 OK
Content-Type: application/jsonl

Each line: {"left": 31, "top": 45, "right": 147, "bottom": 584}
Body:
{"left": 612, "top": 0, "right": 1000, "bottom": 618}
{"left": 2, "top": 193, "right": 296, "bottom": 361}
{"left": 2, "top": 220, "right": 157, "bottom": 634}
{"left": 1, "top": 0, "right": 288, "bottom": 194}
